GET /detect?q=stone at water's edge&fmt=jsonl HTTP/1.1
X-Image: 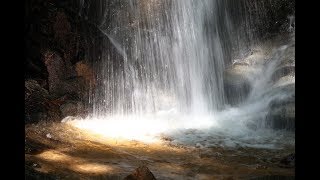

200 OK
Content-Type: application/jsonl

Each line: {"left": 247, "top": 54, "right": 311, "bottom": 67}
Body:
{"left": 25, "top": 79, "right": 87, "bottom": 123}
{"left": 124, "top": 166, "right": 157, "bottom": 180}
{"left": 279, "top": 153, "right": 295, "bottom": 168}
{"left": 223, "top": 69, "right": 252, "bottom": 106}
{"left": 25, "top": 80, "right": 60, "bottom": 123}
{"left": 224, "top": 33, "right": 295, "bottom": 131}
{"left": 60, "top": 101, "right": 85, "bottom": 118}
{"left": 271, "top": 66, "right": 295, "bottom": 83}
{"left": 266, "top": 87, "right": 295, "bottom": 131}
{"left": 250, "top": 175, "right": 295, "bottom": 180}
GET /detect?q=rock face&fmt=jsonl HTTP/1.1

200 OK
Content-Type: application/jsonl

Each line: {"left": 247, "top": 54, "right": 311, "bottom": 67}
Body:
{"left": 43, "top": 50, "right": 88, "bottom": 100}
{"left": 25, "top": 80, "right": 61, "bottom": 123}
{"left": 75, "top": 61, "right": 96, "bottom": 88}
{"left": 25, "top": 0, "right": 104, "bottom": 123}
{"left": 43, "top": 51, "right": 74, "bottom": 94}
{"left": 25, "top": 80, "right": 50, "bottom": 122}
{"left": 124, "top": 166, "right": 157, "bottom": 180}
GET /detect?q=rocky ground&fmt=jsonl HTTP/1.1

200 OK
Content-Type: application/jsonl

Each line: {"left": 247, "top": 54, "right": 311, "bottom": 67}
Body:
{"left": 25, "top": 122, "right": 294, "bottom": 180}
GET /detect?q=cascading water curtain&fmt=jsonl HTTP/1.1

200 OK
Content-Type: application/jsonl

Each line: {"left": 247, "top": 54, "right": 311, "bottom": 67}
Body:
{"left": 88, "top": 0, "right": 234, "bottom": 120}
{"left": 71, "top": 0, "right": 295, "bottom": 146}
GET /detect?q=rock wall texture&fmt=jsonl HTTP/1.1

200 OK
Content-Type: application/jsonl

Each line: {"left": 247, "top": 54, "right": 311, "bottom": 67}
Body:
{"left": 25, "top": 0, "right": 102, "bottom": 123}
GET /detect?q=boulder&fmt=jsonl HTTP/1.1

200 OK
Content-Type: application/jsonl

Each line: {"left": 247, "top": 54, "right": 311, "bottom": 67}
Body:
{"left": 25, "top": 80, "right": 50, "bottom": 123}
{"left": 50, "top": 76, "right": 87, "bottom": 100}
{"left": 60, "top": 101, "right": 85, "bottom": 118}
{"left": 278, "top": 42, "right": 295, "bottom": 68}
{"left": 25, "top": 79, "right": 63, "bottom": 123}
{"left": 223, "top": 68, "right": 251, "bottom": 106}
{"left": 124, "top": 166, "right": 157, "bottom": 180}
{"left": 42, "top": 50, "right": 86, "bottom": 99}
{"left": 266, "top": 90, "right": 295, "bottom": 131}
{"left": 271, "top": 38, "right": 295, "bottom": 83}
{"left": 279, "top": 153, "right": 295, "bottom": 168}
{"left": 271, "top": 66, "right": 295, "bottom": 83}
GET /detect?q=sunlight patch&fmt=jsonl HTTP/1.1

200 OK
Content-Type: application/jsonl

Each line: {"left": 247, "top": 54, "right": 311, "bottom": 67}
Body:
{"left": 72, "top": 163, "right": 115, "bottom": 174}
{"left": 62, "top": 113, "right": 217, "bottom": 143}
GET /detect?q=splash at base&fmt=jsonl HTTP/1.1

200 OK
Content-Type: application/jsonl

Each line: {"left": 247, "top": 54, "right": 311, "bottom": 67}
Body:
{"left": 63, "top": 112, "right": 218, "bottom": 143}
{"left": 63, "top": 107, "right": 294, "bottom": 149}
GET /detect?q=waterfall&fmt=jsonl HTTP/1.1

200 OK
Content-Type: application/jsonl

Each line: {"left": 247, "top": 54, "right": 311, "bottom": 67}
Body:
{"left": 90, "top": 0, "right": 231, "bottom": 119}
{"left": 67, "top": 0, "right": 294, "bottom": 147}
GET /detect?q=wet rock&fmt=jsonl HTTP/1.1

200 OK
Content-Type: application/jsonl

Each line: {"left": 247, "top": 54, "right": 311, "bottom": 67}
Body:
{"left": 26, "top": 161, "right": 41, "bottom": 168}
{"left": 124, "top": 166, "right": 157, "bottom": 180}
{"left": 25, "top": 165, "right": 59, "bottom": 180}
{"left": 233, "top": 61, "right": 250, "bottom": 66}
{"left": 254, "top": 164, "right": 268, "bottom": 170}
{"left": 271, "top": 65, "right": 295, "bottom": 82}
{"left": 75, "top": 61, "right": 96, "bottom": 87}
{"left": 196, "top": 143, "right": 205, "bottom": 148}
{"left": 61, "top": 116, "right": 79, "bottom": 123}
{"left": 279, "top": 153, "right": 295, "bottom": 168}
{"left": 25, "top": 79, "right": 64, "bottom": 122}
{"left": 25, "top": 138, "right": 50, "bottom": 155}
{"left": 51, "top": 76, "right": 86, "bottom": 99}
{"left": 199, "top": 151, "right": 222, "bottom": 159}
{"left": 270, "top": 39, "right": 295, "bottom": 83}
{"left": 60, "top": 101, "right": 84, "bottom": 118}
{"left": 224, "top": 69, "right": 251, "bottom": 106}
{"left": 160, "top": 136, "right": 173, "bottom": 142}
{"left": 46, "top": 133, "right": 52, "bottom": 139}
{"left": 25, "top": 80, "right": 49, "bottom": 100}
{"left": 278, "top": 42, "right": 295, "bottom": 68}
{"left": 27, "top": 112, "right": 48, "bottom": 123}
{"left": 250, "top": 175, "right": 294, "bottom": 180}
{"left": 266, "top": 105, "right": 294, "bottom": 131}
{"left": 43, "top": 51, "right": 79, "bottom": 94}
{"left": 25, "top": 80, "right": 50, "bottom": 123}
{"left": 266, "top": 90, "right": 295, "bottom": 131}
{"left": 25, "top": 0, "right": 97, "bottom": 123}
{"left": 43, "top": 50, "right": 86, "bottom": 100}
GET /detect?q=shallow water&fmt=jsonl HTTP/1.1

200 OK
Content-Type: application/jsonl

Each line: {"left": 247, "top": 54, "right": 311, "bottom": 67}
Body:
{"left": 25, "top": 122, "right": 294, "bottom": 179}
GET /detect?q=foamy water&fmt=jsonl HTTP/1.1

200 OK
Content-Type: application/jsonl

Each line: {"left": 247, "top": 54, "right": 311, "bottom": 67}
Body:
{"left": 65, "top": 104, "right": 294, "bottom": 149}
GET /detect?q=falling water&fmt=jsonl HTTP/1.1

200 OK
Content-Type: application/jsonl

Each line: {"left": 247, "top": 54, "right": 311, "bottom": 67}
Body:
{"left": 90, "top": 0, "right": 229, "bottom": 118}
{"left": 68, "top": 0, "right": 295, "bottom": 148}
